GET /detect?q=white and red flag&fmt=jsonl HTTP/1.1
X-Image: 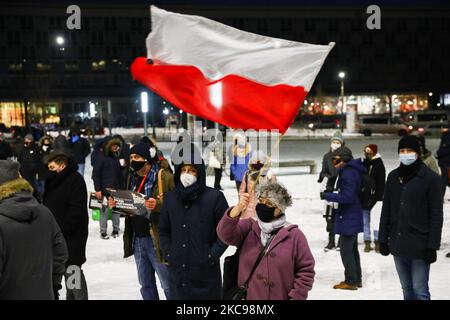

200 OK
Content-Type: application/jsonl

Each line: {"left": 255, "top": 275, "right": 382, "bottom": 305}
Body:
{"left": 131, "top": 6, "right": 334, "bottom": 134}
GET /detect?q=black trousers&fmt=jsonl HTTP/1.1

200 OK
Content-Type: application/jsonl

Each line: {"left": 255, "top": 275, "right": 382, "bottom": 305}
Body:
{"left": 340, "top": 234, "right": 362, "bottom": 286}
{"left": 214, "top": 168, "right": 223, "bottom": 189}
{"left": 440, "top": 166, "right": 448, "bottom": 198}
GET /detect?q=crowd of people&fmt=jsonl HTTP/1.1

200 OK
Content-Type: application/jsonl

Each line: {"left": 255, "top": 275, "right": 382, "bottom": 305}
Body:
{"left": 0, "top": 125, "right": 449, "bottom": 300}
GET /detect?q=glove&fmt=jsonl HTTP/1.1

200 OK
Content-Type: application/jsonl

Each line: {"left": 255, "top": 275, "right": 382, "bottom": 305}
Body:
{"left": 425, "top": 249, "right": 437, "bottom": 264}
{"left": 379, "top": 242, "right": 390, "bottom": 256}
{"left": 320, "top": 192, "right": 326, "bottom": 200}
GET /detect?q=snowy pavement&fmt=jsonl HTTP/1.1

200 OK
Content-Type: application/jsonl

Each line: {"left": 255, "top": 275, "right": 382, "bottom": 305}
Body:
{"left": 66, "top": 138, "right": 450, "bottom": 300}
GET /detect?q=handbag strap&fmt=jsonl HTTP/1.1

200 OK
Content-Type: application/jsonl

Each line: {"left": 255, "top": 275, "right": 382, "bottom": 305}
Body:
{"left": 241, "top": 231, "right": 277, "bottom": 288}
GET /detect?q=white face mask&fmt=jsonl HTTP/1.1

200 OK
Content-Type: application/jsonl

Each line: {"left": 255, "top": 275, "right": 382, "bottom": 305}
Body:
{"left": 150, "top": 147, "right": 157, "bottom": 158}
{"left": 399, "top": 153, "right": 417, "bottom": 166}
{"left": 42, "top": 145, "right": 50, "bottom": 152}
{"left": 180, "top": 173, "right": 197, "bottom": 188}
{"left": 331, "top": 142, "right": 341, "bottom": 151}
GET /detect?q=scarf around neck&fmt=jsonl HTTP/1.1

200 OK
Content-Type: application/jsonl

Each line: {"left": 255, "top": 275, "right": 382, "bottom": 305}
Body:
{"left": 257, "top": 214, "right": 287, "bottom": 246}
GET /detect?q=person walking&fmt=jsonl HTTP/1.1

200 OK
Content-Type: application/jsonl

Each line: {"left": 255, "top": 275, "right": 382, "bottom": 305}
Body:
{"left": 379, "top": 135, "right": 443, "bottom": 300}
{"left": 43, "top": 151, "right": 89, "bottom": 300}
{"left": 418, "top": 135, "right": 441, "bottom": 175}
{"left": 321, "top": 146, "right": 366, "bottom": 290}
{"left": 217, "top": 182, "right": 315, "bottom": 300}
{"left": 36, "top": 135, "right": 54, "bottom": 195}
{"left": 0, "top": 160, "right": 68, "bottom": 299}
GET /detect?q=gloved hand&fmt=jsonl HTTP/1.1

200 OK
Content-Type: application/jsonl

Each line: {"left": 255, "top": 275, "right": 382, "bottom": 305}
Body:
{"left": 379, "top": 242, "right": 390, "bottom": 256}
{"left": 320, "top": 192, "right": 327, "bottom": 200}
{"left": 425, "top": 249, "right": 437, "bottom": 264}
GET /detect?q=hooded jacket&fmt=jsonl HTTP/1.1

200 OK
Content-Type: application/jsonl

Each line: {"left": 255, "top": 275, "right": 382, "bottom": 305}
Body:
{"left": 92, "top": 137, "right": 123, "bottom": 194}
{"left": 17, "top": 142, "right": 41, "bottom": 180}
{"left": 323, "top": 159, "right": 367, "bottom": 236}
{"left": 0, "top": 178, "right": 68, "bottom": 299}
{"left": 363, "top": 154, "right": 386, "bottom": 204}
{"left": 158, "top": 146, "right": 229, "bottom": 299}
{"left": 38, "top": 136, "right": 54, "bottom": 181}
{"left": 43, "top": 159, "right": 88, "bottom": 266}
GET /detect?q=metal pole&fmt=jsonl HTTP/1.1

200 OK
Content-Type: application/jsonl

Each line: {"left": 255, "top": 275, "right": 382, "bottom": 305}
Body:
{"left": 340, "top": 79, "right": 345, "bottom": 132}
{"left": 151, "top": 93, "right": 156, "bottom": 138}
{"left": 143, "top": 112, "right": 148, "bottom": 137}
{"left": 107, "top": 100, "right": 112, "bottom": 136}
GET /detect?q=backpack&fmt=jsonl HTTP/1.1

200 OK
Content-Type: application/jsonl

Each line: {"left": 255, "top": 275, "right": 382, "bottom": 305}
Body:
{"left": 360, "top": 172, "right": 377, "bottom": 210}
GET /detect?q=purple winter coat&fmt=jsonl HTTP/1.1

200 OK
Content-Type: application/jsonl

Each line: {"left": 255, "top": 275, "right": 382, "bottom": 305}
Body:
{"left": 217, "top": 209, "right": 315, "bottom": 300}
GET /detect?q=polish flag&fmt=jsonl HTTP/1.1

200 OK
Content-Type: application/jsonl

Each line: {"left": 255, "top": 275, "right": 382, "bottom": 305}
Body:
{"left": 131, "top": 6, "right": 334, "bottom": 134}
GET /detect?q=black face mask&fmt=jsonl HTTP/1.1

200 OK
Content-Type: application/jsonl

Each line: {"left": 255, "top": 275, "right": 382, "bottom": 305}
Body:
{"left": 130, "top": 160, "right": 146, "bottom": 172}
{"left": 256, "top": 203, "right": 277, "bottom": 223}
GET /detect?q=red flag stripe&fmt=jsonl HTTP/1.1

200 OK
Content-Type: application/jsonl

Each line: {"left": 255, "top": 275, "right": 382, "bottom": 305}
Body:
{"left": 131, "top": 57, "right": 308, "bottom": 134}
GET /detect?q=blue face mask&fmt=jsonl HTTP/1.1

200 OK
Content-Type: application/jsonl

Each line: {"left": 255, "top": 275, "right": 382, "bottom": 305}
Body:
{"left": 399, "top": 153, "right": 417, "bottom": 166}
{"left": 71, "top": 135, "right": 80, "bottom": 143}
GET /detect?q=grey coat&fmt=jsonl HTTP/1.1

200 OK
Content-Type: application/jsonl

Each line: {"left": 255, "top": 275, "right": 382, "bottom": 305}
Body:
{"left": 0, "top": 179, "right": 68, "bottom": 299}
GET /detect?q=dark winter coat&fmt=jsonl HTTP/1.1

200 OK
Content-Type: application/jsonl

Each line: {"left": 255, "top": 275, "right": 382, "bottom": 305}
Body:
{"left": 38, "top": 137, "right": 54, "bottom": 181}
{"left": 323, "top": 159, "right": 366, "bottom": 236}
{"left": 158, "top": 153, "right": 229, "bottom": 300}
{"left": 318, "top": 149, "right": 340, "bottom": 191}
{"left": 437, "top": 131, "right": 450, "bottom": 168}
{"left": 17, "top": 143, "right": 41, "bottom": 180}
{"left": 70, "top": 136, "right": 91, "bottom": 164}
{"left": 379, "top": 163, "right": 443, "bottom": 261}
{"left": 363, "top": 154, "right": 386, "bottom": 208}
{"left": 0, "top": 140, "right": 13, "bottom": 160}
{"left": 54, "top": 135, "right": 70, "bottom": 150}
{"left": 92, "top": 137, "right": 123, "bottom": 195}
{"left": 43, "top": 159, "right": 89, "bottom": 266}
{"left": 0, "top": 178, "right": 68, "bottom": 299}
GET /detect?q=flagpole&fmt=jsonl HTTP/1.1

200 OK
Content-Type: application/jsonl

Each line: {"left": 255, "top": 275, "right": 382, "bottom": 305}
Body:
{"left": 252, "top": 133, "right": 284, "bottom": 191}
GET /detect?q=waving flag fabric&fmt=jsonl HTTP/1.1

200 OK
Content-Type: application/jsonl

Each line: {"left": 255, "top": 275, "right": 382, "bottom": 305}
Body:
{"left": 131, "top": 6, "right": 334, "bottom": 133}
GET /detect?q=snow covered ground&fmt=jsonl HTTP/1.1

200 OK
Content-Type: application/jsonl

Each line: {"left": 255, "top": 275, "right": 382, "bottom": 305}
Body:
{"left": 64, "top": 138, "right": 450, "bottom": 300}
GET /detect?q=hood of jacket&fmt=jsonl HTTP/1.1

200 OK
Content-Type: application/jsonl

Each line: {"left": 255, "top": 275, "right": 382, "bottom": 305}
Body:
{"left": 344, "top": 158, "right": 368, "bottom": 174}
{"left": 103, "top": 137, "right": 123, "bottom": 157}
{"left": 0, "top": 178, "right": 38, "bottom": 223}
{"left": 173, "top": 144, "right": 206, "bottom": 189}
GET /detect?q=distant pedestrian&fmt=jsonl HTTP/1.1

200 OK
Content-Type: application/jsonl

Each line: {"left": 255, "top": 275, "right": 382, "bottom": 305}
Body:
{"left": 0, "top": 132, "right": 13, "bottom": 160}
{"left": 436, "top": 125, "right": 450, "bottom": 198}
{"left": 36, "top": 135, "right": 54, "bottom": 195}
{"left": 418, "top": 135, "right": 441, "bottom": 175}
{"left": 230, "top": 133, "right": 252, "bottom": 192}
{"left": 17, "top": 134, "right": 41, "bottom": 190}
{"left": 69, "top": 128, "right": 91, "bottom": 176}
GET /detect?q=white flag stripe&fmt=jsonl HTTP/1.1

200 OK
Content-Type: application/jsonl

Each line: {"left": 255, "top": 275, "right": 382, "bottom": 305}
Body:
{"left": 146, "top": 6, "right": 334, "bottom": 91}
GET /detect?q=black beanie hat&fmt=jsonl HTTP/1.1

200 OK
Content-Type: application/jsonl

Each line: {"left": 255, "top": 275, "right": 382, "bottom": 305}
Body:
{"left": 398, "top": 135, "right": 420, "bottom": 154}
{"left": 130, "top": 142, "right": 152, "bottom": 162}
{"left": 331, "top": 146, "right": 353, "bottom": 163}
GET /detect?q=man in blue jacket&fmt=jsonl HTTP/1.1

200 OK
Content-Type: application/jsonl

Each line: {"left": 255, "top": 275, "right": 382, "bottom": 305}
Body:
{"left": 158, "top": 144, "right": 229, "bottom": 299}
{"left": 321, "top": 146, "right": 366, "bottom": 290}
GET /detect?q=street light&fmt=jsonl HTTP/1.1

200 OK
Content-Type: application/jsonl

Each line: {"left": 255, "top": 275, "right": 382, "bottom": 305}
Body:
{"left": 338, "top": 72, "right": 345, "bottom": 132}
{"left": 141, "top": 91, "right": 148, "bottom": 137}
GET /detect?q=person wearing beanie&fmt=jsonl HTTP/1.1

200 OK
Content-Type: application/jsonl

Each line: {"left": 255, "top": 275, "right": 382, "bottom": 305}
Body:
{"left": 17, "top": 133, "right": 41, "bottom": 191}
{"left": 362, "top": 144, "right": 386, "bottom": 253}
{"left": 0, "top": 160, "right": 68, "bottom": 299}
{"left": 321, "top": 146, "right": 366, "bottom": 290}
{"left": 92, "top": 136, "right": 124, "bottom": 239}
{"left": 43, "top": 151, "right": 89, "bottom": 300}
{"left": 158, "top": 145, "right": 229, "bottom": 299}
{"left": 318, "top": 131, "right": 346, "bottom": 252}
{"left": 217, "top": 181, "right": 315, "bottom": 300}
{"left": 108, "top": 141, "right": 173, "bottom": 300}
{"left": 379, "top": 135, "right": 443, "bottom": 300}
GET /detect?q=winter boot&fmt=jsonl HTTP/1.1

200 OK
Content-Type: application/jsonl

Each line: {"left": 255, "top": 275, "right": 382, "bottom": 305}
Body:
{"left": 324, "top": 233, "right": 336, "bottom": 252}
{"left": 446, "top": 252, "right": 450, "bottom": 258}
{"left": 374, "top": 241, "right": 380, "bottom": 253}
{"left": 364, "top": 241, "right": 372, "bottom": 253}
{"left": 111, "top": 231, "right": 119, "bottom": 238}
{"left": 333, "top": 282, "right": 358, "bottom": 290}
{"left": 101, "top": 233, "right": 110, "bottom": 240}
